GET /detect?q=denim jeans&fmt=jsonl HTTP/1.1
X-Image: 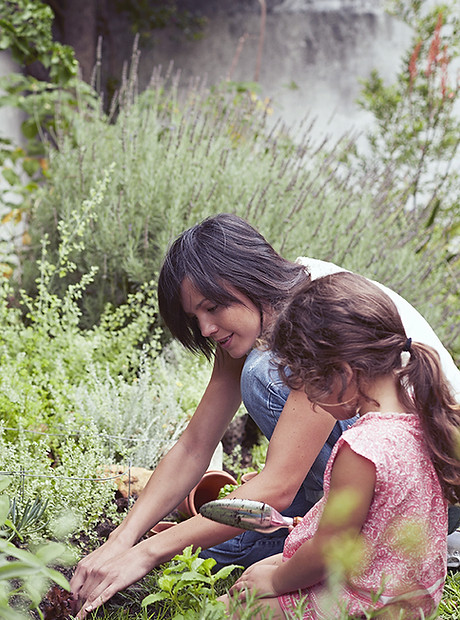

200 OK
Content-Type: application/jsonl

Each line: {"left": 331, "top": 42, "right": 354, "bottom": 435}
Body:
{"left": 200, "top": 348, "right": 359, "bottom": 570}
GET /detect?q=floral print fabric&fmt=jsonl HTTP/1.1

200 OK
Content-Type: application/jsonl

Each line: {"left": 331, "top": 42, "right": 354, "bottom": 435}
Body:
{"left": 279, "top": 412, "right": 447, "bottom": 619}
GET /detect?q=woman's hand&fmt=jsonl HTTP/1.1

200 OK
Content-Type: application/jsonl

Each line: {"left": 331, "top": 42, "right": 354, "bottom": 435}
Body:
{"left": 71, "top": 537, "right": 156, "bottom": 618}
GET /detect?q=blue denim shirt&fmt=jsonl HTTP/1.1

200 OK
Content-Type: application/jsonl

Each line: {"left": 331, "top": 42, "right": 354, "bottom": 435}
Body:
{"left": 241, "top": 347, "right": 358, "bottom": 517}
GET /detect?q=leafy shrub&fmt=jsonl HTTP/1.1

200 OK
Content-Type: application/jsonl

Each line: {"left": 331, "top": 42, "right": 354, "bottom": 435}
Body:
{"left": 0, "top": 423, "right": 119, "bottom": 546}
{"left": 0, "top": 172, "right": 212, "bottom": 546}
{"left": 11, "top": 64, "right": 457, "bottom": 363}
{"left": 70, "top": 342, "right": 211, "bottom": 469}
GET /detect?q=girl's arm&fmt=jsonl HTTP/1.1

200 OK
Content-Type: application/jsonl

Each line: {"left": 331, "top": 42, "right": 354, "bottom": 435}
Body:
{"left": 232, "top": 444, "right": 376, "bottom": 598}
{"left": 274, "top": 444, "right": 376, "bottom": 593}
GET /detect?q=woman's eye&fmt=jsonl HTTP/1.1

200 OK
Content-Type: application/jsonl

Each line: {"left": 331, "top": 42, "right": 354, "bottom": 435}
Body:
{"left": 207, "top": 305, "right": 218, "bottom": 313}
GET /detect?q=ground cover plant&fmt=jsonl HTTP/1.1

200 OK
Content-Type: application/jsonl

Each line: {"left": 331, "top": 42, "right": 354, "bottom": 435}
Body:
{"left": 0, "top": 0, "right": 459, "bottom": 618}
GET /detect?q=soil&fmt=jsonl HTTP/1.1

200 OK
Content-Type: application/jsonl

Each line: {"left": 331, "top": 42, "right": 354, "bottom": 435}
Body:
{"left": 39, "top": 415, "right": 260, "bottom": 618}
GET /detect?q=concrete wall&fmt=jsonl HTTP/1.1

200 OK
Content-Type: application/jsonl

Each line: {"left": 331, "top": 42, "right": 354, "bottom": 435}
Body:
{"left": 0, "top": 51, "right": 25, "bottom": 145}
{"left": 128, "top": 0, "right": 412, "bottom": 138}
{"left": 0, "top": 1, "right": 413, "bottom": 143}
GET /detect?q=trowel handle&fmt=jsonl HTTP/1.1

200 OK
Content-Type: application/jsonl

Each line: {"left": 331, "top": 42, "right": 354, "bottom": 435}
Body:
{"left": 274, "top": 514, "right": 302, "bottom": 529}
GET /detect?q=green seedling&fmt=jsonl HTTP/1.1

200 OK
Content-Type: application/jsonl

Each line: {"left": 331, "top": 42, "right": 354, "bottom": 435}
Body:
{"left": 142, "top": 545, "right": 241, "bottom": 617}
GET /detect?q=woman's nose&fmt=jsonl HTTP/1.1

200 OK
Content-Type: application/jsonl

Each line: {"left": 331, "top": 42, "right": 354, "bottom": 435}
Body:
{"left": 199, "top": 316, "right": 218, "bottom": 338}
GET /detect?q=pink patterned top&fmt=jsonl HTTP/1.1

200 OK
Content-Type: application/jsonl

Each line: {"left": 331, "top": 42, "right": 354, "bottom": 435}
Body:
{"left": 279, "top": 412, "right": 448, "bottom": 619}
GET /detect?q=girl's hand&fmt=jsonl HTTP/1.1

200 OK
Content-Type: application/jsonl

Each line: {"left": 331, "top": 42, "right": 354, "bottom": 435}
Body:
{"left": 230, "top": 555, "right": 283, "bottom": 600}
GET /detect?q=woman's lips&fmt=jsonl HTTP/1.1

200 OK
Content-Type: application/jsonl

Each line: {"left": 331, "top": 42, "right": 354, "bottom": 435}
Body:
{"left": 218, "top": 334, "right": 233, "bottom": 348}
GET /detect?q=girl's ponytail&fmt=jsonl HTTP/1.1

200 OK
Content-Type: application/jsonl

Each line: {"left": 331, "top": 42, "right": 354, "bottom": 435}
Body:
{"left": 271, "top": 271, "right": 460, "bottom": 504}
{"left": 398, "top": 342, "right": 460, "bottom": 504}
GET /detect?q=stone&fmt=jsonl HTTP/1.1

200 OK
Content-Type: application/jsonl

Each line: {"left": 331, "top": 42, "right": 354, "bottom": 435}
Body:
{"left": 105, "top": 465, "right": 153, "bottom": 498}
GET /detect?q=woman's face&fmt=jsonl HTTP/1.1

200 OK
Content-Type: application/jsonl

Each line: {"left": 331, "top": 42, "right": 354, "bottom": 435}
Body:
{"left": 180, "top": 278, "right": 262, "bottom": 359}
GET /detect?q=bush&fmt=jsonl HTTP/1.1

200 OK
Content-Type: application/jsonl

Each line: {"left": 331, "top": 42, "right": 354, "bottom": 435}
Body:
{"left": 0, "top": 177, "right": 211, "bottom": 545}
{"left": 0, "top": 478, "right": 70, "bottom": 620}
{"left": 12, "top": 67, "right": 457, "bottom": 365}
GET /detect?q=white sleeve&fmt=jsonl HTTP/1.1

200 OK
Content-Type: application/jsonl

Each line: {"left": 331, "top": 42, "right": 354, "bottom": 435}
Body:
{"left": 372, "top": 280, "right": 460, "bottom": 402}
{"left": 296, "top": 257, "right": 460, "bottom": 402}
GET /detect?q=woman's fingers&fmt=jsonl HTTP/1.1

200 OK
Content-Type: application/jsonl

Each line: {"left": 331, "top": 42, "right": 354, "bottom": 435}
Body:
{"left": 74, "top": 541, "right": 158, "bottom": 617}
{"left": 76, "top": 580, "right": 121, "bottom": 619}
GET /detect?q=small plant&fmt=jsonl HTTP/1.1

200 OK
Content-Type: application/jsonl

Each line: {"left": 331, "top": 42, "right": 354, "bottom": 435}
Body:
{"left": 7, "top": 495, "right": 48, "bottom": 544}
{"left": 142, "top": 545, "right": 240, "bottom": 617}
{"left": 0, "top": 478, "right": 69, "bottom": 620}
{"left": 438, "top": 570, "right": 460, "bottom": 619}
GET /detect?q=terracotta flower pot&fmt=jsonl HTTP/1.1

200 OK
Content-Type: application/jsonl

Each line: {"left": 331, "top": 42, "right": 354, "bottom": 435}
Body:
{"left": 177, "top": 470, "right": 238, "bottom": 519}
{"left": 148, "top": 521, "right": 177, "bottom": 536}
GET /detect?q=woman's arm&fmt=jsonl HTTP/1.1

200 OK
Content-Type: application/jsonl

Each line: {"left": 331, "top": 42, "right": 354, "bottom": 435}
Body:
{"left": 71, "top": 383, "right": 347, "bottom": 616}
{"left": 71, "top": 348, "right": 244, "bottom": 616}
{"left": 232, "top": 444, "right": 376, "bottom": 598}
{"left": 236, "top": 388, "right": 338, "bottom": 511}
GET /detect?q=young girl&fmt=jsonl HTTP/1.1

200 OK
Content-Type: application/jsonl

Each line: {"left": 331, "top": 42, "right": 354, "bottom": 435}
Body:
{"left": 227, "top": 271, "right": 460, "bottom": 619}
{"left": 70, "top": 215, "right": 460, "bottom": 619}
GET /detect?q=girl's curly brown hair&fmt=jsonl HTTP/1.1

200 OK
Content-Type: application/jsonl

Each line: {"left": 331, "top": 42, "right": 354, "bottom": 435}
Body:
{"left": 270, "top": 271, "right": 460, "bottom": 504}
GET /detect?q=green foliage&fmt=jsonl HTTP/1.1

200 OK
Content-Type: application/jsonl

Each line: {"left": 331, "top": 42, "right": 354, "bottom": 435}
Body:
{"left": 114, "top": 0, "right": 207, "bottom": 44}
{"left": 0, "top": 0, "right": 77, "bottom": 82}
{"left": 7, "top": 495, "right": 48, "bottom": 543}
{"left": 0, "top": 423, "right": 120, "bottom": 547}
{"left": 142, "top": 545, "right": 240, "bottom": 618}
{"left": 222, "top": 433, "right": 268, "bottom": 485}
{"left": 358, "top": 2, "right": 460, "bottom": 246}
{"left": 0, "top": 0, "right": 97, "bottom": 235}
{"left": 0, "top": 171, "right": 212, "bottom": 545}
{"left": 438, "top": 570, "right": 460, "bottom": 618}
{"left": 0, "top": 478, "right": 69, "bottom": 620}
{"left": 10, "top": 69, "right": 457, "bottom": 364}
{"left": 0, "top": 0, "right": 96, "bottom": 283}
{"left": 70, "top": 343, "right": 210, "bottom": 470}
{"left": 0, "top": 72, "right": 98, "bottom": 152}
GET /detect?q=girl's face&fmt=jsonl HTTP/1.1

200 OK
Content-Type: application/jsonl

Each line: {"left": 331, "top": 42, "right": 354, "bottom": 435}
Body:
{"left": 180, "top": 278, "right": 262, "bottom": 359}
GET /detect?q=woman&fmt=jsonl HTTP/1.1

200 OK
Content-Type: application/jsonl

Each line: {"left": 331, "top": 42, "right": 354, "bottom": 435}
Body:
{"left": 70, "top": 214, "right": 460, "bottom": 618}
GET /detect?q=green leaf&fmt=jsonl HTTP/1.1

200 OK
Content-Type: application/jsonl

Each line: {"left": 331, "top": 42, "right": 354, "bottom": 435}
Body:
{"left": 142, "top": 591, "right": 169, "bottom": 606}
{"left": 0, "top": 496, "right": 9, "bottom": 525}
{"left": 35, "top": 542, "right": 65, "bottom": 565}
{"left": 0, "top": 561, "right": 42, "bottom": 580}
{"left": 22, "top": 158, "right": 40, "bottom": 177}
{"left": 212, "top": 564, "right": 241, "bottom": 581}
{"left": 178, "top": 570, "right": 211, "bottom": 584}
{"left": 1, "top": 544, "right": 41, "bottom": 566}
{"left": 157, "top": 574, "right": 176, "bottom": 592}
{"left": 2, "top": 168, "right": 20, "bottom": 186}
{"left": 21, "top": 118, "right": 39, "bottom": 140}
{"left": 42, "top": 566, "right": 70, "bottom": 591}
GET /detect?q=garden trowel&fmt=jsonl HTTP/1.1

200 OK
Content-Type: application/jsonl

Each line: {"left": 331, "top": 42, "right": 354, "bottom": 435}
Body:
{"left": 199, "top": 498, "right": 302, "bottom": 533}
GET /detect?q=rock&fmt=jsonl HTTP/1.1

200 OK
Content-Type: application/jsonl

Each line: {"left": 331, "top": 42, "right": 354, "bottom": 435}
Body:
{"left": 105, "top": 465, "right": 153, "bottom": 498}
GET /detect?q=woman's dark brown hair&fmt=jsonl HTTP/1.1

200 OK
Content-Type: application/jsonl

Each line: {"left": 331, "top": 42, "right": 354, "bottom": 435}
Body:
{"left": 271, "top": 271, "right": 460, "bottom": 504}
